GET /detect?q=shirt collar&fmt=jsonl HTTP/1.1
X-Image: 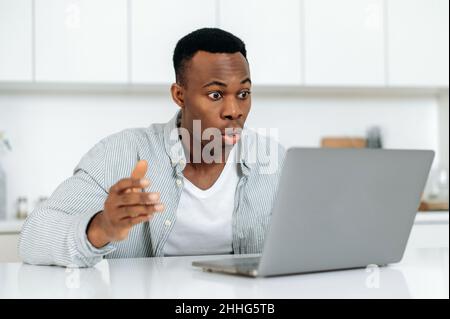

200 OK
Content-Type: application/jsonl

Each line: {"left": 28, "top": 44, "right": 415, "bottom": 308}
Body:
{"left": 163, "top": 110, "right": 254, "bottom": 176}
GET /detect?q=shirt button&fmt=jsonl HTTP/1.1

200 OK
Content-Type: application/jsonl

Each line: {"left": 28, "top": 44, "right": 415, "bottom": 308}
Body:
{"left": 164, "top": 220, "right": 172, "bottom": 227}
{"left": 176, "top": 179, "right": 182, "bottom": 186}
{"left": 179, "top": 159, "right": 185, "bottom": 166}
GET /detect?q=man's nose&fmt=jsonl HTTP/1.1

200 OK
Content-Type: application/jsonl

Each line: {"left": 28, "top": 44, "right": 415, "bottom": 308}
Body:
{"left": 222, "top": 99, "right": 243, "bottom": 121}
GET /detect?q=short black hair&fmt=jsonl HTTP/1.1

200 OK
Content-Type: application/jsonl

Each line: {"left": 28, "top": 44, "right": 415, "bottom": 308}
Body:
{"left": 173, "top": 28, "right": 247, "bottom": 86}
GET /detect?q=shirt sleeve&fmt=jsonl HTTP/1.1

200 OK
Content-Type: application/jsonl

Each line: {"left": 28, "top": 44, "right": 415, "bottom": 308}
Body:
{"left": 19, "top": 140, "right": 117, "bottom": 267}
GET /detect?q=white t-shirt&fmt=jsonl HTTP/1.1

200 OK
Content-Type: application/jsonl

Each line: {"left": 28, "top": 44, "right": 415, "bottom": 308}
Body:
{"left": 164, "top": 147, "right": 240, "bottom": 256}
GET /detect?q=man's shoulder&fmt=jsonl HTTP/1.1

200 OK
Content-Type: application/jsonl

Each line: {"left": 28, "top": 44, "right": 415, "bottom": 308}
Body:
{"left": 75, "top": 124, "right": 166, "bottom": 171}
{"left": 100, "top": 123, "right": 165, "bottom": 146}
{"left": 75, "top": 123, "right": 170, "bottom": 187}
{"left": 253, "top": 131, "right": 285, "bottom": 150}
{"left": 243, "top": 130, "right": 286, "bottom": 177}
{"left": 245, "top": 129, "right": 286, "bottom": 158}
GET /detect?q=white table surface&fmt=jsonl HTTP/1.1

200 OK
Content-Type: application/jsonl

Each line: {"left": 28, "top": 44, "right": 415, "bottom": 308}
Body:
{"left": 0, "top": 246, "right": 448, "bottom": 299}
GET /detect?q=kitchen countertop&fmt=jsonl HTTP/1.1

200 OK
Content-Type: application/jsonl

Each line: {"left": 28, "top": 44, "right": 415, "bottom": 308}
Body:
{"left": 1, "top": 211, "right": 448, "bottom": 234}
{"left": 0, "top": 246, "right": 448, "bottom": 299}
{"left": 0, "top": 219, "right": 25, "bottom": 233}
{"left": 414, "top": 211, "right": 449, "bottom": 224}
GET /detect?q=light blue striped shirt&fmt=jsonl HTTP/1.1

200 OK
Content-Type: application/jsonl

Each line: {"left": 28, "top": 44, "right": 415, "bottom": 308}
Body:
{"left": 19, "top": 111, "right": 285, "bottom": 267}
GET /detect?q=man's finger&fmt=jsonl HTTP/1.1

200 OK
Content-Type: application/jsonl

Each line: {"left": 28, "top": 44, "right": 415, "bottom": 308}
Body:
{"left": 116, "top": 192, "right": 161, "bottom": 207}
{"left": 110, "top": 178, "right": 150, "bottom": 194}
{"left": 118, "top": 203, "right": 164, "bottom": 219}
{"left": 125, "top": 214, "right": 156, "bottom": 227}
{"left": 127, "top": 160, "right": 149, "bottom": 193}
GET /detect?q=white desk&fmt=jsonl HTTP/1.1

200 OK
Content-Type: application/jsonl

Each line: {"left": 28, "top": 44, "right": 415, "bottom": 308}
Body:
{"left": 0, "top": 246, "right": 448, "bottom": 299}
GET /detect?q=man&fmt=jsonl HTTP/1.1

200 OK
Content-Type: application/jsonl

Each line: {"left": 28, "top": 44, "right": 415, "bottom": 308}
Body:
{"left": 19, "top": 28, "right": 285, "bottom": 267}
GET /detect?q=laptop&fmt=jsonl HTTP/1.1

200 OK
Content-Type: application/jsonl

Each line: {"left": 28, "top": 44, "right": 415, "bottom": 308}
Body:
{"left": 192, "top": 148, "right": 435, "bottom": 277}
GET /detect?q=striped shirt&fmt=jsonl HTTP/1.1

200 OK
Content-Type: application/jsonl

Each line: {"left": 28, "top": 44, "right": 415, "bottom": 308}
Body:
{"left": 18, "top": 110, "right": 286, "bottom": 267}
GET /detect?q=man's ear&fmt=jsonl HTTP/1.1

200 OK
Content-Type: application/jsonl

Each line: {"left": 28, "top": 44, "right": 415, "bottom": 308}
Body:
{"left": 170, "top": 83, "right": 185, "bottom": 109}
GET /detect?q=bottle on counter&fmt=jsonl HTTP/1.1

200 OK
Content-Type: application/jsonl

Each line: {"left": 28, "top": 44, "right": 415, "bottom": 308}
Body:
{"left": 366, "top": 126, "right": 383, "bottom": 149}
{"left": 16, "top": 197, "right": 29, "bottom": 220}
{"left": 34, "top": 196, "right": 49, "bottom": 211}
{"left": 37, "top": 196, "right": 48, "bottom": 204}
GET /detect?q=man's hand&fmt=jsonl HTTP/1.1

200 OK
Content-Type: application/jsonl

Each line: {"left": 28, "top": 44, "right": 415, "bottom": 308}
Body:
{"left": 87, "top": 160, "right": 164, "bottom": 248}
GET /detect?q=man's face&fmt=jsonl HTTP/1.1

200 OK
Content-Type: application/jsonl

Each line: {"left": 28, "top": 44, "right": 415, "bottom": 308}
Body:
{"left": 173, "top": 51, "right": 251, "bottom": 148}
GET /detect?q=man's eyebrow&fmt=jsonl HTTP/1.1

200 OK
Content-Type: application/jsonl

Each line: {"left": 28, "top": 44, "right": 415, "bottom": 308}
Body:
{"left": 202, "top": 78, "right": 252, "bottom": 88}
{"left": 202, "top": 81, "right": 227, "bottom": 88}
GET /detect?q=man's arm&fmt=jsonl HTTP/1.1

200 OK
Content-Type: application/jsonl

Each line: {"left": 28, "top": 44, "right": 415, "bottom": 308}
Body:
{"left": 18, "top": 168, "right": 115, "bottom": 267}
{"left": 18, "top": 139, "right": 164, "bottom": 268}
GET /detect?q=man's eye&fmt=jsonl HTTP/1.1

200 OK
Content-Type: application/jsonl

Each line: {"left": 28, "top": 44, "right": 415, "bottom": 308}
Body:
{"left": 208, "top": 92, "right": 222, "bottom": 100}
{"left": 238, "top": 91, "right": 251, "bottom": 99}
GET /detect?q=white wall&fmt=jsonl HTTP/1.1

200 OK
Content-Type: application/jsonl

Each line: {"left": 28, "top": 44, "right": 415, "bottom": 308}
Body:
{"left": 0, "top": 90, "right": 442, "bottom": 219}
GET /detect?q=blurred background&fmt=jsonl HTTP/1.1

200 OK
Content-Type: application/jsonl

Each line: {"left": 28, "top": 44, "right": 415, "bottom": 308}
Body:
{"left": 0, "top": 0, "right": 448, "bottom": 261}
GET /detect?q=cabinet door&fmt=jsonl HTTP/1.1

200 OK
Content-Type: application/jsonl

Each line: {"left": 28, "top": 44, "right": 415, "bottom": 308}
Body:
{"left": 304, "top": 0, "right": 385, "bottom": 86}
{"left": 35, "top": 0, "right": 127, "bottom": 83}
{"left": 219, "top": 0, "right": 303, "bottom": 86}
{"left": 0, "top": 0, "right": 32, "bottom": 81}
{"left": 407, "top": 224, "right": 449, "bottom": 249}
{"left": 387, "top": 0, "right": 449, "bottom": 87}
{"left": 0, "top": 234, "right": 21, "bottom": 262}
{"left": 131, "top": 0, "right": 216, "bottom": 84}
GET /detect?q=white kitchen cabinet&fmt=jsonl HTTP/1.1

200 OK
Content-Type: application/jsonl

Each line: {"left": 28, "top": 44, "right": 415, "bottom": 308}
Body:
{"left": 407, "top": 224, "right": 449, "bottom": 249}
{"left": 0, "top": 234, "right": 20, "bottom": 262}
{"left": 304, "top": 0, "right": 385, "bottom": 86}
{"left": 0, "top": 220, "right": 23, "bottom": 262}
{"left": 35, "top": 0, "right": 128, "bottom": 83}
{"left": 219, "top": 0, "right": 302, "bottom": 86}
{"left": 131, "top": 0, "right": 216, "bottom": 84}
{"left": 0, "top": 0, "right": 32, "bottom": 81}
{"left": 387, "top": 0, "right": 449, "bottom": 87}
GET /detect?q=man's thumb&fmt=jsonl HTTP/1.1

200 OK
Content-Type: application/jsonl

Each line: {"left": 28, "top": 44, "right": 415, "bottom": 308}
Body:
{"left": 131, "top": 160, "right": 148, "bottom": 180}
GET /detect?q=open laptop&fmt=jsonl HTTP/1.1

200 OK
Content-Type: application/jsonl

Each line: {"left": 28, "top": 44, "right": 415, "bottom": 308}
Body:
{"left": 192, "top": 148, "right": 434, "bottom": 277}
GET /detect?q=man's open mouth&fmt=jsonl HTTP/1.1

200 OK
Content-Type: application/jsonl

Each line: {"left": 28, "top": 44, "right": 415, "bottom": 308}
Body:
{"left": 222, "top": 128, "right": 242, "bottom": 145}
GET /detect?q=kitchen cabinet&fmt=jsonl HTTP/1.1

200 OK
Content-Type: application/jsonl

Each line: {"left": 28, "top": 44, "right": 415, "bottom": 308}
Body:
{"left": 407, "top": 223, "right": 449, "bottom": 249}
{"left": 304, "top": 0, "right": 385, "bottom": 86}
{"left": 131, "top": 0, "right": 216, "bottom": 84}
{"left": 0, "top": 234, "right": 20, "bottom": 262}
{"left": 407, "top": 212, "right": 449, "bottom": 249}
{"left": 387, "top": 0, "right": 449, "bottom": 87}
{"left": 219, "top": 0, "right": 303, "bottom": 86}
{"left": 35, "top": 0, "right": 128, "bottom": 83}
{"left": 0, "top": 220, "right": 23, "bottom": 263}
{"left": 1, "top": 0, "right": 448, "bottom": 89}
{"left": 0, "top": 0, "right": 32, "bottom": 81}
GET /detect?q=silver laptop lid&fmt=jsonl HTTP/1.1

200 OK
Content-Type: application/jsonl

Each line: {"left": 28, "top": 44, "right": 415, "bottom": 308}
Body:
{"left": 258, "top": 148, "right": 434, "bottom": 277}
